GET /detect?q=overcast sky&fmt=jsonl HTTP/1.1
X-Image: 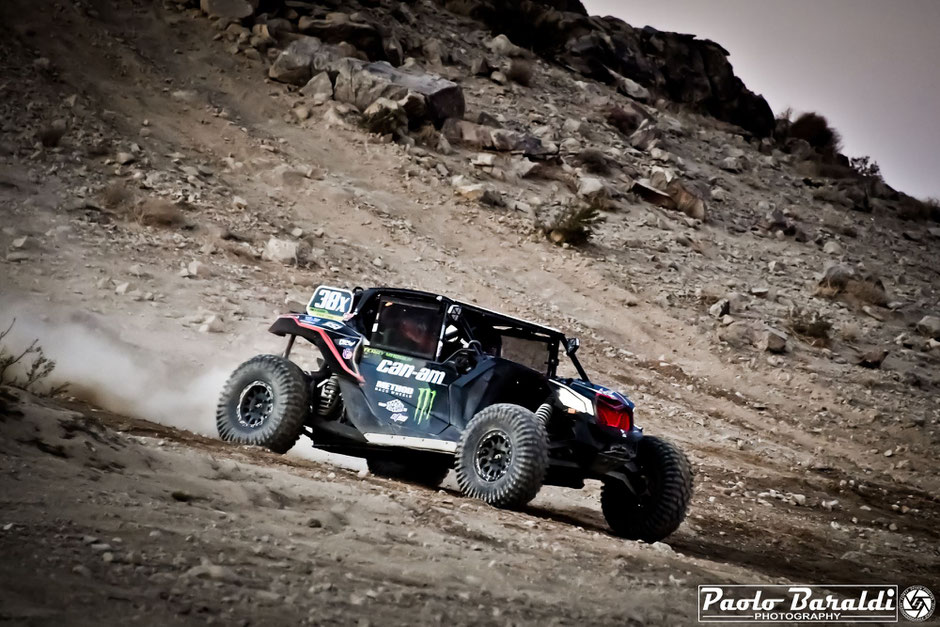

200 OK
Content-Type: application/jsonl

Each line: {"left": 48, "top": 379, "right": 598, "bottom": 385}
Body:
{"left": 583, "top": 0, "right": 940, "bottom": 200}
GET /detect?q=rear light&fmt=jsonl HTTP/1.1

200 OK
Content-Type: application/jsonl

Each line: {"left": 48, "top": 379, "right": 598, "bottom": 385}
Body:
{"left": 595, "top": 393, "right": 633, "bottom": 431}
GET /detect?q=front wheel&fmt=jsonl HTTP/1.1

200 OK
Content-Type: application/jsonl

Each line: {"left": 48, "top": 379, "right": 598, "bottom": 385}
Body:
{"left": 601, "top": 435, "right": 693, "bottom": 542}
{"left": 455, "top": 403, "right": 548, "bottom": 508}
{"left": 216, "top": 354, "right": 309, "bottom": 454}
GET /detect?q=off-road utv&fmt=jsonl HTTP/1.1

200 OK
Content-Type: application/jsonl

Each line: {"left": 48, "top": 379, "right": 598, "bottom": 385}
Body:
{"left": 217, "top": 285, "right": 692, "bottom": 542}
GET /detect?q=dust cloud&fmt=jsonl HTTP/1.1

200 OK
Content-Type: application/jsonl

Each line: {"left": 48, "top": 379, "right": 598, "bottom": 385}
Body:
{"left": 0, "top": 299, "right": 228, "bottom": 435}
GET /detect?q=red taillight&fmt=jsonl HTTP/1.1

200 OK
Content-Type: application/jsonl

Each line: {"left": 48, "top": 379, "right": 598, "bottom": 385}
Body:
{"left": 595, "top": 394, "right": 632, "bottom": 431}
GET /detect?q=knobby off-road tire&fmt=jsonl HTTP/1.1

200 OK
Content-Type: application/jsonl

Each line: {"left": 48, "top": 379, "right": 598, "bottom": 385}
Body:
{"left": 216, "top": 354, "right": 309, "bottom": 454}
{"left": 366, "top": 457, "right": 451, "bottom": 489}
{"left": 601, "top": 435, "right": 693, "bottom": 543}
{"left": 455, "top": 403, "right": 549, "bottom": 508}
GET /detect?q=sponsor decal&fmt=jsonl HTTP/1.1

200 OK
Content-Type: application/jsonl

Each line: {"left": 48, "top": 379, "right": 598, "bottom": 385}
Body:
{"left": 306, "top": 285, "right": 354, "bottom": 321}
{"left": 697, "top": 585, "right": 899, "bottom": 623}
{"left": 901, "top": 586, "right": 935, "bottom": 622}
{"left": 389, "top": 413, "right": 408, "bottom": 423}
{"left": 379, "top": 398, "right": 408, "bottom": 414}
{"left": 336, "top": 338, "right": 358, "bottom": 347}
{"left": 322, "top": 321, "right": 343, "bottom": 330}
{"left": 376, "top": 359, "right": 445, "bottom": 385}
{"left": 415, "top": 387, "right": 436, "bottom": 423}
{"left": 364, "top": 347, "right": 414, "bottom": 362}
{"left": 342, "top": 348, "right": 354, "bottom": 360}
{"left": 375, "top": 381, "right": 414, "bottom": 399}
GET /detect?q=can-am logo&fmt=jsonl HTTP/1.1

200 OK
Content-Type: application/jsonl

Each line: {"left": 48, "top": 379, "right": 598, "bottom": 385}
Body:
{"left": 698, "top": 585, "right": 899, "bottom": 623}
{"left": 376, "top": 359, "right": 445, "bottom": 385}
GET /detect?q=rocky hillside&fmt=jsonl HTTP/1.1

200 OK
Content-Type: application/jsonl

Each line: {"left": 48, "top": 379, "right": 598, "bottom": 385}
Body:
{"left": 1, "top": 0, "right": 938, "bottom": 623}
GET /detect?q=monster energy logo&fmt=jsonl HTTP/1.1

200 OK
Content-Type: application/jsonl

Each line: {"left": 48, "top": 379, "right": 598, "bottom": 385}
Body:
{"left": 415, "top": 387, "right": 436, "bottom": 423}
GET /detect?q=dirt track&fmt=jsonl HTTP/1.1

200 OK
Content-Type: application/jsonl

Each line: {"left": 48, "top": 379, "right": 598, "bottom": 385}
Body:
{"left": 0, "top": 0, "right": 939, "bottom": 624}
{"left": 0, "top": 386, "right": 932, "bottom": 626}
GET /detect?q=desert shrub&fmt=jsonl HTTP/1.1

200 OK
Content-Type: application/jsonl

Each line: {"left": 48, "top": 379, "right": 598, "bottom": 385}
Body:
{"left": 98, "top": 182, "right": 134, "bottom": 210}
{"left": 0, "top": 320, "right": 66, "bottom": 395}
{"left": 789, "top": 112, "right": 842, "bottom": 154}
{"left": 839, "top": 322, "right": 861, "bottom": 343}
{"left": 535, "top": 201, "right": 601, "bottom": 245}
{"left": 135, "top": 198, "right": 186, "bottom": 227}
{"left": 928, "top": 197, "right": 940, "bottom": 221}
{"left": 849, "top": 156, "right": 882, "bottom": 181}
{"left": 414, "top": 123, "right": 442, "bottom": 146}
{"left": 506, "top": 59, "right": 534, "bottom": 86}
{"left": 816, "top": 266, "right": 888, "bottom": 307}
{"left": 605, "top": 106, "right": 642, "bottom": 135}
{"left": 845, "top": 278, "right": 889, "bottom": 307}
{"left": 576, "top": 148, "right": 610, "bottom": 175}
{"left": 787, "top": 308, "right": 832, "bottom": 346}
{"left": 811, "top": 160, "right": 855, "bottom": 179}
{"left": 895, "top": 195, "right": 940, "bottom": 222}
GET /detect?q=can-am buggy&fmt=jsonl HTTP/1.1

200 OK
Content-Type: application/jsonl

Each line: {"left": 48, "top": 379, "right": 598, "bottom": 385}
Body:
{"left": 217, "top": 285, "right": 692, "bottom": 542}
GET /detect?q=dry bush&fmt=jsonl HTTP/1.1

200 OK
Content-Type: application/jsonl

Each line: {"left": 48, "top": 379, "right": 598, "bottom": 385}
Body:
{"left": 839, "top": 322, "right": 861, "bottom": 343}
{"left": 605, "top": 106, "right": 642, "bottom": 135}
{"left": 506, "top": 59, "right": 534, "bottom": 86}
{"left": 810, "top": 159, "right": 855, "bottom": 179}
{"left": 787, "top": 309, "right": 832, "bottom": 346}
{"left": 523, "top": 162, "right": 572, "bottom": 184}
{"left": 576, "top": 148, "right": 611, "bottom": 175}
{"left": 844, "top": 278, "right": 889, "bottom": 307}
{"left": 535, "top": 201, "right": 601, "bottom": 245}
{"left": 98, "top": 182, "right": 134, "bottom": 210}
{"left": 0, "top": 320, "right": 66, "bottom": 395}
{"left": 849, "top": 156, "right": 882, "bottom": 180}
{"left": 136, "top": 198, "right": 186, "bottom": 228}
{"left": 896, "top": 195, "right": 938, "bottom": 222}
{"left": 789, "top": 112, "right": 842, "bottom": 154}
{"left": 816, "top": 266, "right": 888, "bottom": 307}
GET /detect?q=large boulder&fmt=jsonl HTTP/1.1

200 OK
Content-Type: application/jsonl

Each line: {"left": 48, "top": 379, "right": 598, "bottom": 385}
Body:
{"left": 441, "top": 119, "right": 553, "bottom": 157}
{"left": 300, "top": 72, "right": 334, "bottom": 104}
{"left": 263, "top": 238, "right": 301, "bottom": 264}
{"left": 297, "top": 13, "right": 385, "bottom": 61}
{"left": 916, "top": 315, "right": 940, "bottom": 339}
{"left": 268, "top": 38, "right": 365, "bottom": 86}
{"left": 268, "top": 38, "right": 323, "bottom": 85}
{"left": 666, "top": 179, "right": 707, "bottom": 220}
{"left": 333, "top": 61, "right": 464, "bottom": 125}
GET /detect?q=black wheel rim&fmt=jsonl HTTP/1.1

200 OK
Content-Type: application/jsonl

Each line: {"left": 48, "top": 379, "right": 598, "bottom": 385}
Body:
{"left": 237, "top": 381, "right": 274, "bottom": 428}
{"left": 474, "top": 430, "right": 513, "bottom": 482}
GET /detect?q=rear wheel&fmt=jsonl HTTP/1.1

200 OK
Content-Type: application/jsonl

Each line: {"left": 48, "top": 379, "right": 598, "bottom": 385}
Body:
{"left": 455, "top": 404, "right": 548, "bottom": 508}
{"left": 216, "top": 354, "right": 309, "bottom": 454}
{"left": 366, "top": 457, "right": 451, "bottom": 488}
{"left": 601, "top": 435, "right": 692, "bottom": 542}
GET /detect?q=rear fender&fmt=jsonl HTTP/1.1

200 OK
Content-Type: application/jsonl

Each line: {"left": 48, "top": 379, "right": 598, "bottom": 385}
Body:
{"left": 269, "top": 314, "right": 365, "bottom": 383}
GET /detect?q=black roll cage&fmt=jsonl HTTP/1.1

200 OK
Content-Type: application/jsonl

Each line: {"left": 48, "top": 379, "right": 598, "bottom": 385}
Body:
{"left": 349, "top": 287, "right": 591, "bottom": 382}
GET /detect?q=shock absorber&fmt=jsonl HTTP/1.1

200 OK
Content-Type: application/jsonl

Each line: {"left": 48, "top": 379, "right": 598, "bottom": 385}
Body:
{"left": 534, "top": 402, "right": 553, "bottom": 425}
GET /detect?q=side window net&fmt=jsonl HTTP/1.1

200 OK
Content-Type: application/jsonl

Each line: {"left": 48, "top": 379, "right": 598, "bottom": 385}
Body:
{"left": 372, "top": 299, "right": 442, "bottom": 360}
{"left": 499, "top": 334, "right": 551, "bottom": 374}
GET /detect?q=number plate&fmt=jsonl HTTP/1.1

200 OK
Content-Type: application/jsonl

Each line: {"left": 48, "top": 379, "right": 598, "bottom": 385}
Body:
{"left": 306, "top": 285, "right": 354, "bottom": 321}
